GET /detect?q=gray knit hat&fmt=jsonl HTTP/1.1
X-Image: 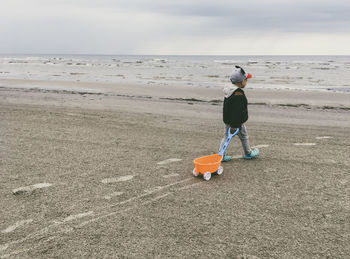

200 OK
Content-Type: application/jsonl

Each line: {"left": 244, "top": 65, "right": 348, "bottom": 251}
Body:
{"left": 230, "top": 66, "right": 252, "bottom": 84}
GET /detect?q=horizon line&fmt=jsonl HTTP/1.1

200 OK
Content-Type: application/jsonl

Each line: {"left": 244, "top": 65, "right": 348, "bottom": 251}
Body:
{"left": 1, "top": 53, "right": 350, "bottom": 56}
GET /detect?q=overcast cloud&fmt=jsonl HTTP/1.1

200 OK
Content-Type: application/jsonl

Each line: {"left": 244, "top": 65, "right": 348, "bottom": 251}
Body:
{"left": 1, "top": 0, "right": 349, "bottom": 55}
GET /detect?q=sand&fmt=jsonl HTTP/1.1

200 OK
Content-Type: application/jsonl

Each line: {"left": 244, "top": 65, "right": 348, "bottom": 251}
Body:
{"left": 0, "top": 79, "right": 349, "bottom": 258}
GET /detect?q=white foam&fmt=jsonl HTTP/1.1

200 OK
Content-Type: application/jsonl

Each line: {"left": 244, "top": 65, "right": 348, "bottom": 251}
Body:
{"left": 101, "top": 175, "right": 134, "bottom": 184}
{"left": 294, "top": 143, "right": 316, "bottom": 146}
{"left": 1, "top": 219, "right": 33, "bottom": 234}
{"left": 63, "top": 211, "right": 94, "bottom": 222}
{"left": 157, "top": 158, "right": 182, "bottom": 165}
{"left": 12, "top": 183, "right": 52, "bottom": 195}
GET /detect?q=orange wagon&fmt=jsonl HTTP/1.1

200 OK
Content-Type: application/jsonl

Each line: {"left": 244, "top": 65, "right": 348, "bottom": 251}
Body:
{"left": 193, "top": 128, "right": 239, "bottom": 181}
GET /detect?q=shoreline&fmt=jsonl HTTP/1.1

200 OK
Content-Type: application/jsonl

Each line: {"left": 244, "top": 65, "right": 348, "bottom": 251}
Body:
{"left": 1, "top": 78, "right": 350, "bottom": 110}
{"left": 1, "top": 78, "right": 350, "bottom": 128}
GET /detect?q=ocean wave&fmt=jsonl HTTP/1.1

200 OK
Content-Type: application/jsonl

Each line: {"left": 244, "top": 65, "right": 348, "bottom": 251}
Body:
{"left": 214, "top": 60, "right": 236, "bottom": 64}
{"left": 152, "top": 58, "right": 167, "bottom": 63}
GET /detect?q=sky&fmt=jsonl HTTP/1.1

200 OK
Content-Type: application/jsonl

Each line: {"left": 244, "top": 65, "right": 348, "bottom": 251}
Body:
{"left": 1, "top": 0, "right": 350, "bottom": 55}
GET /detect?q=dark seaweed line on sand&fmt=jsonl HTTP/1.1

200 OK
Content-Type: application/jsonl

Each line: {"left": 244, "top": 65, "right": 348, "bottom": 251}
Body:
{"left": 160, "top": 97, "right": 221, "bottom": 105}
{"left": 1, "top": 87, "right": 348, "bottom": 111}
{"left": 0, "top": 86, "right": 104, "bottom": 96}
{"left": 0, "top": 87, "right": 153, "bottom": 100}
{"left": 160, "top": 97, "right": 350, "bottom": 111}
{"left": 251, "top": 102, "right": 350, "bottom": 111}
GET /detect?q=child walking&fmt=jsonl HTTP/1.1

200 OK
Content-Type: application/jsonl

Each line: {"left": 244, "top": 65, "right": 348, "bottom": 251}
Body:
{"left": 219, "top": 65, "right": 259, "bottom": 162}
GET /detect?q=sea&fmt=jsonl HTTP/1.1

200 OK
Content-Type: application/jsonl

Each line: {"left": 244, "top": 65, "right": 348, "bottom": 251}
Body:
{"left": 1, "top": 54, "right": 350, "bottom": 92}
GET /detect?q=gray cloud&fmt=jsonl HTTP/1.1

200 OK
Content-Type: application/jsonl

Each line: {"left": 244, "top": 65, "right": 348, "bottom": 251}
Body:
{"left": 112, "top": 0, "right": 350, "bottom": 33}
{"left": 1, "top": 0, "right": 350, "bottom": 54}
{"left": 20, "top": 0, "right": 350, "bottom": 32}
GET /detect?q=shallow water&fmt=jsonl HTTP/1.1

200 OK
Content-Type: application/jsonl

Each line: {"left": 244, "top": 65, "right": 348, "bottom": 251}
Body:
{"left": 0, "top": 54, "right": 349, "bottom": 92}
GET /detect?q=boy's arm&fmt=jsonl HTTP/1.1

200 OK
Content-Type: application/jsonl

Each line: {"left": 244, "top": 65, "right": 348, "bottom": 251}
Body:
{"left": 229, "top": 93, "right": 245, "bottom": 128}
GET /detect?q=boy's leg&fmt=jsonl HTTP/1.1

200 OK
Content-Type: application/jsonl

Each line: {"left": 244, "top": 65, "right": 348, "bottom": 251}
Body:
{"left": 239, "top": 124, "right": 260, "bottom": 159}
{"left": 238, "top": 124, "right": 252, "bottom": 155}
{"left": 219, "top": 124, "right": 230, "bottom": 152}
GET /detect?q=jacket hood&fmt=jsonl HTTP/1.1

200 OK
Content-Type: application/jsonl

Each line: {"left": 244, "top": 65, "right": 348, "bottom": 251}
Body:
{"left": 223, "top": 84, "right": 238, "bottom": 98}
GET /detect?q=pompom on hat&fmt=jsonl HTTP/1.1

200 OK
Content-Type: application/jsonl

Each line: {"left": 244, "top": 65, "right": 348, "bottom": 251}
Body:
{"left": 230, "top": 66, "right": 252, "bottom": 84}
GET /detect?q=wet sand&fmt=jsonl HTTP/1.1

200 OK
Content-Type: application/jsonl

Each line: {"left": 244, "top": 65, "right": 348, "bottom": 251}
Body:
{"left": 0, "top": 80, "right": 349, "bottom": 258}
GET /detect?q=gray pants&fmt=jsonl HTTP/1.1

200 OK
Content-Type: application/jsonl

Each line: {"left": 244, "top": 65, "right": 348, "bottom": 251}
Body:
{"left": 219, "top": 124, "right": 251, "bottom": 155}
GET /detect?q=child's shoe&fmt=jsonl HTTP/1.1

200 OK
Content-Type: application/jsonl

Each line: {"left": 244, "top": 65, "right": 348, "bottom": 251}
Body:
{"left": 222, "top": 155, "right": 231, "bottom": 162}
{"left": 244, "top": 148, "right": 259, "bottom": 160}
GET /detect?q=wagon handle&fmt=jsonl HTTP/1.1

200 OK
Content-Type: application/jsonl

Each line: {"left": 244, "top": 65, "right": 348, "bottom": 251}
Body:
{"left": 219, "top": 127, "right": 239, "bottom": 156}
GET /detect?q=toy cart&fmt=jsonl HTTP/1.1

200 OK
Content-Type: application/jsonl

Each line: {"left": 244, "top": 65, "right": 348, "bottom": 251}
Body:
{"left": 193, "top": 128, "right": 239, "bottom": 181}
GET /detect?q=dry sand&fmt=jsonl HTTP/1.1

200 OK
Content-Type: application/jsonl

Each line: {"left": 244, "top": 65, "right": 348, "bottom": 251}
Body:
{"left": 0, "top": 79, "right": 349, "bottom": 258}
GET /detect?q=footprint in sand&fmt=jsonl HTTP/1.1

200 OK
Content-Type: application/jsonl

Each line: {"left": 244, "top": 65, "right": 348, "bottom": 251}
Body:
{"left": 157, "top": 158, "right": 182, "bottom": 165}
{"left": 294, "top": 143, "right": 316, "bottom": 146}
{"left": 315, "top": 136, "right": 333, "bottom": 140}
{"left": 63, "top": 211, "right": 94, "bottom": 222}
{"left": 12, "top": 183, "right": 52, "bottom": 195}
{"left": 1, "top": 219, "right": 33, "bottom": 234}
{"left": 101, "top": 175, "right": 134, "bottom": 184}
{"left": 103, "top": 191, "right": 124, "bottom": 200}
{"left": 162, "top": 173, "right": 180, "bottom": 178}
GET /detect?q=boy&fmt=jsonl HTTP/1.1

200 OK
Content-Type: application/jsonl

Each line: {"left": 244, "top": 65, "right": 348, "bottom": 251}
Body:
{"left": 219, "top": 65, "right": 259, "bottom": 162}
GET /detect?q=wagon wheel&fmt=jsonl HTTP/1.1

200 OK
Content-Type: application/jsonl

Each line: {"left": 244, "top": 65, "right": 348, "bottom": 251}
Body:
{"left": 193, "top": 168, "right": 199, "bottom": 177}
{"left": 217, "top": 166, "right": 223, "bottom": 175}
{"left": 203, "top": 172, "right": 211, "bottom": 181}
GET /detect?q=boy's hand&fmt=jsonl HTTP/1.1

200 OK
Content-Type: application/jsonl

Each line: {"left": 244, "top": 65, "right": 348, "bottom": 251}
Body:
{"left": 230, "top": 128, "right": 237, "bottom": 134}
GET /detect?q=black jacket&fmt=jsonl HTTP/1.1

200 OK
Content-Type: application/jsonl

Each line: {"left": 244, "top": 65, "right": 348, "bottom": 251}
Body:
{"left": 223, "top": 88, "right": 248, "bottom": 128}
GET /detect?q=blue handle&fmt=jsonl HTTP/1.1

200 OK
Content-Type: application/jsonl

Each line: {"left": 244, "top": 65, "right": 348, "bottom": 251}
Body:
{"left": 219, "top": 127, "right": 239, "bottom": 156}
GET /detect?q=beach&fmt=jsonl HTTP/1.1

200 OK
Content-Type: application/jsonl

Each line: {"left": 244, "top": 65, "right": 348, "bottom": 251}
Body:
{"left": 0, "top": 76, "right": 349, "bottom": 258}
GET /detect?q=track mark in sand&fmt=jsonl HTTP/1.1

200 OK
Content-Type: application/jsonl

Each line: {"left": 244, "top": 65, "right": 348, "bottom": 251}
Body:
{"left": 144, "top": 186, "right": 163, "bottom": 193}
{"left": 12, "top": 183, "right": 52, "bottom": 195}
{"left": 78, "top": 178, "right": 193, "bottom": 228}
{"left": 63, "top": 211, "right": 94, "bottom": 222}
{"left": 0, "top": 222, "right": 61, "bottom": 254}
{"left": 103, "top": 192, "right": 124, "bottom": 200}
{"left": 1, "top": 236, "right": 57, "bottom": 259}
{"left": 1, "top": 219, "right": 33, "bottom": 234}
{"left": 231, "top": 155, "right": 243, "bottom": 159}
{"left": 252, "top": 144, "right": 269, "bottom": 149}
{"left": 178, "top": 182, "right": 202, "bottom": 191}
{"left": 77, "top": 207, "right": 133, "bottom": 228}
{"left": 294, "top": 143, "right": 316, "bottom": 146}
{"left": 157, "top": 158, "right": 182, "bottom": 165}
{"left": 162, "top": 173, "right": 180, "bottom": 178}
{"left": 238, "top": 254, "right": 260, "bottom": 259}
{"left": 142, "top": 193, "right": 172, "bottom": 205}
{"left": 101, "top": 175, "right": 134, "bottom": 184}
{"left": 1, "top": 178, "right": 195, "bottom": 257}
{"left": 316, "top": 136, "right": 333, "bottom": 140}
